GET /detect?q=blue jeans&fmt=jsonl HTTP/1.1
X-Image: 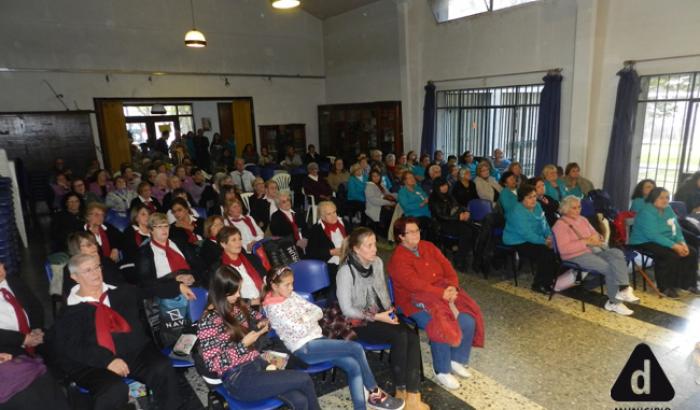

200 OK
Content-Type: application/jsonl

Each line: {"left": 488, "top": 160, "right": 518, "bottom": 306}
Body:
{"left": 410, "top": 311, "right": 476, "bottom": 374}
{"left": 295, "top": 338, "right": 377, "bottom": 410}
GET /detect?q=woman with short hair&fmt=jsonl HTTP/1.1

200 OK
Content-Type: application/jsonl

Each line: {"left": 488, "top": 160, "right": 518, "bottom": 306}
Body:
{"left": 630, "top": 179, "right": 656, "bottom": 213}
{"left": 474, "top": 161, "right": 501, "bottom": 204}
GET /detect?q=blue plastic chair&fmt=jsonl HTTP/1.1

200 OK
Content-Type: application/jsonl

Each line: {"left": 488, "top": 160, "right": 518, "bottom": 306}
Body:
{"left": 580, "top": 199, "right": 595, "bottom": 218}
{"left": 194, "top": 207, "right": 208, "bottom": 219}
{"left": 214, "top": 385, "right": 284, "bottom": 410}
{"left": 106, "top": 209, "right": 130, "bottom": 232}
{"left": 467, "top": 199, "right": 493, "bottom": 223}
{"left": 189, "top": 287, "right": 209, "bottom": 323}
{"left": 670, "top": 201, "right": 688, "bottom": 219}
{"left": 260, "top": 167, "right": 275, "bottom": 181}
{"left": 288, "top": 260, "right": 330, "bottom": 295}
{"left": 550, "top": 232, "right": 605, "bottom": 312}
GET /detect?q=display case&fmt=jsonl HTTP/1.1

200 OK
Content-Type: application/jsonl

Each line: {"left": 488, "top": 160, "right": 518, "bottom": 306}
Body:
{"left": 258, "top": 124, "right": 306, "bottom": 162}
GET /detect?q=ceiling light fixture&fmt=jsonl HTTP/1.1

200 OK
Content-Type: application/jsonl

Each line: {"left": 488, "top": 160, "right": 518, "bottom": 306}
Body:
{"left": 271, "top": 0, "right": 300, "bottom": 10}
{"left": 151, "top": 103, "right": 166, "bottom": 115}
{"left": 185, "top": 0, "right": 206, "bottom": 48}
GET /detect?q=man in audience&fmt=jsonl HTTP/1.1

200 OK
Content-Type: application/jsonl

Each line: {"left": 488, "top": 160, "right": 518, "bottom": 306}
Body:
{"left": 194, "top": 128, "right": 211, "bottom": 171}
{"left": 303, "top": 144, "right": 321, "bottom": 165}
{"left": 281, "top": 145, "right": 303, "bottom": 170}
{"left": 154, "top": 130, "right": 170, "bottom": 157}
{"left": 492, "top": 148, "right": 511, "bottom": 174}
{"left": 230, "top": 158, "right": 255, "bottom": 193}
{"left": 302, "top": 162, "right": 334, "bottom": 203}
{"left": 421, "top": 164, "right": 442, "bottom": 195}
{"left": 51, "top": 253, "right": 183, "bottom": 410}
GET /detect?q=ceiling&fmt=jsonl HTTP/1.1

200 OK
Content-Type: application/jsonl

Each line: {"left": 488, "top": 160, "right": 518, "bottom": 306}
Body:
{"left": 300, "top": 0, "right": 383, "bottom": 19}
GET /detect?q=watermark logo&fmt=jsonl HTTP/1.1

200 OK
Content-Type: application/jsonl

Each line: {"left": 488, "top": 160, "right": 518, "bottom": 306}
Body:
{"left": 611, "top": 343, "right": 674, "bottom": 402}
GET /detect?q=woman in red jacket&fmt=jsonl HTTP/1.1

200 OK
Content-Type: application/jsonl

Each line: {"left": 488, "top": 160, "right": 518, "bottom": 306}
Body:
{"left": 387, "top": 217, "right": 485, "bottom": 392}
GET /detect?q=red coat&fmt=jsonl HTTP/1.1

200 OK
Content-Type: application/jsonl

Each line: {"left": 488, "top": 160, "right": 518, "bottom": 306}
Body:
{"left": 388, "top": 240, "right": 484, "bottom": 347}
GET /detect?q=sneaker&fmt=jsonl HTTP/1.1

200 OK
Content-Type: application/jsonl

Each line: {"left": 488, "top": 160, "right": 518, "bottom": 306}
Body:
{"left": 450, "top": 361, "right": 472, "bottom": 379}
{"left": 605, "top": 301, "right": 633, "bottom": 316}
{"left": 663, "top": 288, "right": 680, "bottom": 299}
{"left": 367, "top": 388, "right": 405, "bottom": 410}
{"left": 615, "top": 287, "right": 640, "bottom": 303}
{"left": 435, "top": 373, "right": 460, "bottom": 390}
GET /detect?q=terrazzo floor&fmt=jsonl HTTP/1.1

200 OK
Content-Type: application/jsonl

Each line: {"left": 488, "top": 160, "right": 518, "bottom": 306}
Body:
{"left": 17, "top": 218, "right": 700, "bottom": 409}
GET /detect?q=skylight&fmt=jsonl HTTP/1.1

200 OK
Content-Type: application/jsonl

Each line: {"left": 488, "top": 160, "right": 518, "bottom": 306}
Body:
{"left": 430, "top": 0, "right": 539, "bottom": 23}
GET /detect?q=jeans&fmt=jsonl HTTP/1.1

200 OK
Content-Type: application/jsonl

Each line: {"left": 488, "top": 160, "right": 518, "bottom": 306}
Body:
{"left": 223, "top": 358, "right": 320, "bottom": 410}
{"left": 295, "top": 338, "right": 377, "bottom": 410}
{"left": 410, "top": 311, "right": 476, "bottom": 375}
{"left": 567, "top": 248, "right": 629, "bottom": 301}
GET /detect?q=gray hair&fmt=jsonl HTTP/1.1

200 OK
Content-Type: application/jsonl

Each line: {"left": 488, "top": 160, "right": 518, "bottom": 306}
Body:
{"left": 307, "top": 162, "right": 319, "bottom": 172}
{"left": 559, "top": 195, "right": 581, "bottom": 215}
{"left": 317, "top": 200, "right": 336, "bottom": 218}
{"left": 276, "top": 191, "right": 292, "bottom": 206}
{"left": 385, "top": 153, "right": 396, "bottom": 162}
{"left": 68, "top": 253, "right": 99, "bottom": 275}
{"left": 459, "top": 167, "right": 472, "bottom": 179}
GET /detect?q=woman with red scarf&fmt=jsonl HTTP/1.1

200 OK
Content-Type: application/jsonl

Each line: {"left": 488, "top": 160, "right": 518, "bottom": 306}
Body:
{"left": 136, "top": 213, "right": 202, "bottom": 300}
{"left": 387, "top": 217, "right": 485, "bottom": 392}
{"left": 222, "top": 198, "right": 264, "bottom": 253}
{"left": 305, "top": 201, "right": 347, "bottom": 296}
{"left": 213, "top": 226, "right": 267, "bottom": 307}
{"left": 122, "top": 204, "right": 151, "bottom": 265}
{"left": 169, "top": 198, "right": 205, "bottom": 246}
{"left": 83, "top": 202, "right": 124, "bottom": 263}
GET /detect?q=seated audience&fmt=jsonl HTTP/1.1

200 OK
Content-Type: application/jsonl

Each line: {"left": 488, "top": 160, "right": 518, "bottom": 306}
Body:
{"left": 185, "top": 168, "right": 217, "bottom": 208}
{"left": 398, "top": 171, "right": 432, "bottom": 236}
{"left": 0, "top": 350, "right": 70, "bottom": 410}
{"left": 122, "top": 204, "right": 151, "bottom": 264}
{"left": 248, "top": 177, "right": 271, "bottom": 230}
{"left": 305, "top": 201, "right": 347, "bottom": 294}
{"left": 50, "top": 157, "right": 72, "bottom": 182}
{"left": 630, "top": 179, "right": 656, "bottom": 213}
{"left": 674, "top": 171, "right": 700, "bottom": 214}
{"left": 71, "top": 177, "right": 100, "bottom": 205}
{"left": 412, "top": 154, "right": 430, "bottom": 182}
{"left": 303, "top": 144, "right": 321, "bottom": 165}
{"left": 197, "top": 266, "right": 320, "bottom": 409}
{"left": 63, "top": 231, "right": 127, "bottom": 297}
{"left": 88, "top": 169, "right": 114, "bottom": 202}
{"left": 50, "top": 192, "right": 84, "bottom": 253}
{"left": 429, "top": 179, "right": 474, "bottom": 270}
{"left": 166, "top": 188, "right": 201, "bottom": 223}
{"left": 542, "top": 164, "right": 566, "bottom": 201}
{"left": 105, "top": 176, "right": 137, "bottom": 214}
{"left": 452, "top": 168, "right": 478, "bottom": 208}
{"left": 0, "top": 261, "right": 45, "bottom": 358}
{"left": 563, "top": 162, "right": 594, "bottom": 197}
{"left": 474, "top": 161, "right": 502, "bottom": 204}
{"left": 421, "top": 164, "right": 442, "bottom": 195}
{"left": 83, "top": 202, "right": 124, "bottom": 263}
{"left": 364, "top": 169, "right": 397, "bottom": 232}
{"left": 302, "top": 162, "right": 334, "bottom": 203}
{"left": 370, "top": 149, "right": 385, "bottom": 173}
{"left": 230, "top": 158, "right": 255, "bottom": 193}
{"left": 497, "top": 171, "right": 519, "bottom": 215}
{"left": 263, "top": 266, "right": 404, "bottom": 410}
{"left": 446, "top": 164, "right": 460, "bottom": 189}
{"left": 121, "top": 164, "right": 141, "bottom": 191}
{"left": 162, "top": 175, "right": 192, "bottom": 210}
{"left": 492, "top": 148, "right": 510, "bottom": 174}
{"left": 459, "top": 151, "right": 477, "bottom": 175}
{"left": 327, "top": 158, "right": 350, "bottom": 193}
{"left": 199, "top": 215, "right": 225, "bottom": 263}
{"left": 222, "top": 198, "right": 264, "bottom": 253}
{"left": 137, "top": 213, "right": 201, "bottom": 300}
{"left": 130, "top": 181, "right": 164, "bottom": 213}
{"left": 385, "top": 153, "right": 397, "bottom": 178}
{"left": 629, "top": 187, "right": 699, "bottom": 298}
{"left": 213, "top": 227, "right": 267, "bottom": 306}
{"left": 169, "top": 197, "right": 205, "bottom": 245}
{"left": 553, "top": 196, "right": 639, "bottom": 315}
{"left": 346, "top": 163, "right": 367, "bottom": 219}
{"left": 241, "top": 143, "right": 259, "bottom": 165}
{"left": 258, "top": 146, "right": 275, "bottom": 167}
{"left": 52, "top": 254, "right": 183, "bottom": 410}
{"left": 531, "top": 177, "right": 559, "bottom": 226}
{"left": 506, "top": 161, "right": 526, "bottom": 188}
{"left": 281, "top": 145, "right": 303, "bottom": 170}
{"left": 208, "top": 185, "right": 239, "bottom": 217}
{"left": 270, "top": 192, "right": 308, "bottom": 249}
{"left": 151, "top": 173, "right": 169, "bottom": 205}
{"left": 503, "top": 184, "right": 557, "bottom": 294}
{"left": 50, "top": 172, "right": 71, "bottom": 210}
{"left": 336, "top": 228, "right": 429, "bottom": 409}
{"left": 388, "top": 217, "right": 484, "bottom": 391}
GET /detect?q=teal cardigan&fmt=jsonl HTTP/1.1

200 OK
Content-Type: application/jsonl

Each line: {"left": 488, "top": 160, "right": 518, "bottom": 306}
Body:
{"left": 503, "top": 202, "right": 551, "bottom": 245}
{"left": 498, "top": 188, "right": 519, "bottom": 215}
{"left": 564, "top": 184, "right": 583, "bottom": 198}
{"left": 398, "top": 186, "right": 431, "bottom": 218}
{"left": 347, "top": 175, "right": 367, "bottom": 202}
{"left": 629, "top": 197, "right": 646, "bottom": 213}
{"left": 629, "top": 203, "right": 685, "bottom": 248}
{"left": 544, "top": 179, "right": 566, "bottom": 201}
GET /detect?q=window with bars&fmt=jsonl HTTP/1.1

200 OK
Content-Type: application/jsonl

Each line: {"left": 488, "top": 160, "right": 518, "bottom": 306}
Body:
{"left": 634, "top": 72, "right": 700, "bottom": 197}
{"left": 435, "top": 84, "right": 543, "bottom": 176}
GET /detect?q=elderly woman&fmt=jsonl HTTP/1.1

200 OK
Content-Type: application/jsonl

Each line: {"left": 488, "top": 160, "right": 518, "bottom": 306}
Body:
{"left": 506, "top": 162, "right": 526, "bottom": 188}
{"left": 151, "top": 172, "right": 169, "bottom": 205}
{"left": 302, "top": 162, "right": 334, "bottom": 203}
{"left": 122, "top": 204, "right": 151, "bottom": 264}
{"left": 541, "top": 164, "right": 566, "bottom": 201}
{"left": 336, "top": 227, "right": 429, "bottom": 410}
{"left": 429, "top": 178, "right": 474, "bottom": 270}
{"left": 136, "top": 212, "right": 201, "bottom": 300}
{"left": 630, "top": 187, "right": 699, "bottom": 298}
{"left": 270, "top": 191, "right": 308, "bottom": 249}
{"left": 497, "top": 171, "right": 519, "bottom": 215}
{"left": 553, "top": 196, "right": 638, "bottom": 315}
{"left": 305, "top": 201, "right": 348, "bottom": 296}
{"left": 327, "top": 158, "right": 350, "bottom": 193}
{"left": 213, "top": 226, "right": 267, "bottom": 306}
{"left": 199, "top": 215, "right": 225, "bottom": 263}
{"left": 248, "top": 177, "right": 270, "bottom": 230}
{"left": 130, "top": 181, "right": 164, "bottom": 213}
{"left": 563, "top": 162, "right": 594, "bottom": 198}
{"left": 388, "top": 217, "right": 484, "bottom": 391}
{"left": 531, "top": 177, "right": 559, "bottom": 226}
{"left": 50, "top": 192, "right": 84, "bottom": 253}
{"left": 503, "top": 184, "right": 558, "bottom": 294}
{"left": 105, "top": 175, "right": 137, "bottom": 214}
{"left": 169, "top": 197, "right": 205, "bottom": 246}
{"left": 630, "top": 179, "right": 656, "bottom": 213}
{"left": 83, "top": 202, "right": 124, "bottom": 263}
{"left": 365, "top": 169, "right": 397, "bottom": 232}
{"left": 62, "top": 231, "right": 126, "bottom": 297}
{"left": 452, "top": 168, "right": 478, "bottom": 208}
{"left": 474, "top": 161, "right": 502, "bottom": 204}
{"left": 88, "top": 169, "right": 114, "bottom": 201}
{"left": 222, "top": 197, "right": 264, "bottom": 253}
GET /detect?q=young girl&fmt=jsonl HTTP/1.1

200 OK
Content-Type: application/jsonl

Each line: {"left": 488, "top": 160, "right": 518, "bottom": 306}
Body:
{"left": 263, "top": 267, "right": 404, "bottom": 410}
{"left": 198, "top": 266, "right": 321, "bottom": 409}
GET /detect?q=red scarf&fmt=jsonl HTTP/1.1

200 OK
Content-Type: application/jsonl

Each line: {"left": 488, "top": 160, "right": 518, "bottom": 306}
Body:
{"left": 283, "top": 211, "right": 300, "bottom": 241}
{"left": 151, "top": 239, "right": 191, "bottom": 273}
{"left": 0, "top": 288, "right": 33, "bottom": 355}
{"left": 322, "top": 220, "right": 346, "bottom": 241}
{"left": 89, "top": 225, "right": 112, "bottom": 258}
{"left": 221, "top": 252, "right": 263, "bottom": 292}
{"left": 143, "top": 198, "right": 157, "bottom": 213}
{"left": 133, "top": 226, "right": 148, "bottom": 247}
{"left": 229, "top": 216, "right": 258, "bottom": 238}
{"left": 87, "top": 292, "right": 132, "bottom": 355}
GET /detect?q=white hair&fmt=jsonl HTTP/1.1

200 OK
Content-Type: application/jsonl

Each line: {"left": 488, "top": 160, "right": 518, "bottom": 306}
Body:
{"left": 559, "top": 195, "right": 581, "bottom": 215}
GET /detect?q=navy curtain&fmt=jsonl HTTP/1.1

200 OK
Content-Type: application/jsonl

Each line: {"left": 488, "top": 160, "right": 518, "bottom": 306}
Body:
{"left": 534, "top": 73, "right": 563, "bottom": 175}
{"left": 420, "top": 81, "right": 436, "bottom": 156}
{"left": 603, "top": 67, "right": 641, "bottom": 210}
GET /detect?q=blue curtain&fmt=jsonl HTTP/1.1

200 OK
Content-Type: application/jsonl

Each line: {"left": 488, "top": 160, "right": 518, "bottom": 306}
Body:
{"left": 603, "top": 67, "right": 641, "bottom": 210}
{"left": 420, "top": 81, "right": 436, "bottom": 156}
{"left": 534, "top": 73, "right": 563, "bottom": 175}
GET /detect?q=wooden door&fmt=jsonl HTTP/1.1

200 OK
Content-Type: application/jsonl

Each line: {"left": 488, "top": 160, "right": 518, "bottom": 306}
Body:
{"left": 232, "top": 99, "right": 254, "bottom": 157}
{"left": 218, "top": 103, "right": 234, "bottom": 151}
{"left": 95, "top": 101, "right": 131, "bottom": 173}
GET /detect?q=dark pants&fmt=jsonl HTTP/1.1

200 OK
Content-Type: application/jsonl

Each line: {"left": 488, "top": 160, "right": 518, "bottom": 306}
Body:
{"left": 70, "top": 345, "right": 182, "bottom": 410}
{"left": 514, "top": 242, "right": 557, "bottom": 287}
{"left": 635, "top": 242, "right": 698, "bottom": 290}
{"left": 3, "top": 372, "right": 70, "bottom": 410}
{"left": 439, "top": 220, "right": 474, "bottom": 263}
{"left": 353, "top": 321, "right": 421, "bottom": 392}
{"left": 223, "top": 358, "right": 320, "bottom": 410}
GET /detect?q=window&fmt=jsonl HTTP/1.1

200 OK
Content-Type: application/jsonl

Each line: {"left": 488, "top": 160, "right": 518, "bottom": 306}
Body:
{"left": 436, "top": 84, "right": 543, "bottom": 176}
{"left": 634, "top": 72, "right": 700, "bottom": 196}
{"left": 123, "top": 104, "right": 195, "bottom": 146}
{"left": 430, "top": 0, "right": 539, "bottom": 23}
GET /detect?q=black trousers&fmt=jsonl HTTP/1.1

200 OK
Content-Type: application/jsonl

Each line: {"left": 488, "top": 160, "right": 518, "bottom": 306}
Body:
{"left": 4, "top": 372, "right": 70, "bottom": 410}
{"left": 635, "top": 242, "right": 698, "bottom": 290}
{"left": 353, "top": 321, "right": 421, "bottom": 392}
{"left": 513, "top": 242, "right": 558, "bottom": 287}
{"left": 69, "top": 345, "right": 182, "bottom": 410}
{"left": 439, "top": 220, "right": 474, "bottom": 262}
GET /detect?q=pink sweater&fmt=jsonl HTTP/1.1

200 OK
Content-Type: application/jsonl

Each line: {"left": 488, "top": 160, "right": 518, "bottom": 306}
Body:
{"left": 552, "top": 215, "right": 599, "bottom": 260}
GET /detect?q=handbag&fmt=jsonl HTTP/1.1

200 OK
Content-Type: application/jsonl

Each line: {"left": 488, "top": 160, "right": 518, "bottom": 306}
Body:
{"left": 155, "top": 294, "right": 192, "bottom": 348}
{"left": 262, "top": 237, "right": 300, "bottom": 268}
{"left": 0, "top": 355, "right": 47, "bottom": 403}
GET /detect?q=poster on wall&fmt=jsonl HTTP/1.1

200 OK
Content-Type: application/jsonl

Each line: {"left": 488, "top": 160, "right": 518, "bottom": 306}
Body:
{"left": 201, "top": 117, "right": 212, "bottom": 131}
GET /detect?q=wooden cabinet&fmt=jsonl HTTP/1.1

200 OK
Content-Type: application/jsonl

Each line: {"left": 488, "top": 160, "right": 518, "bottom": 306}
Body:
{"left": 318, "top": 101, "right": 402, "bottom": 163}
{"left": 258, "top": 124, "right": 306, "bottom": 162}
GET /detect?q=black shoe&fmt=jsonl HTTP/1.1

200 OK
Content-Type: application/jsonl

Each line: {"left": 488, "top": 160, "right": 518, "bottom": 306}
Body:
{"left": 687, "top": 287, "right": 700, "bottom": 295}
{"left": 531, "top": 284, "right": 552, "bottom": 295}
{"left": 663, "top": 288, "right": 680, "bottom": 299}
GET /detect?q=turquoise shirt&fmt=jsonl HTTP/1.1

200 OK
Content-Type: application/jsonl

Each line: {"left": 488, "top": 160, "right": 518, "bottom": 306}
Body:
{"left": 503, "top": 202, "right": 550, "bottom": 245}
{"left": 629, "top": 203, "right": 685, "bottom": 248}
{"left": 498, "top": 188, "right": 519, "bottom": 215}
{"left": 398, "top": 186, "right": 431, "bottom": 218}
{"left": 382, "top": 175, "right": 393, "bottom": 191}
{"left": 411, "top": 165, "right": 426, "bottom": 179}
{"left": 347, "top": 175, "right": 367, "bottom": 202}
{"left": 563, "top": 184, "right": 583, "bottom": 198}
{"left": 630, "top": 197, "right": 646, "bottom": 213}
{"left": 544, "top": 179, "right": 566, "bottom": 201}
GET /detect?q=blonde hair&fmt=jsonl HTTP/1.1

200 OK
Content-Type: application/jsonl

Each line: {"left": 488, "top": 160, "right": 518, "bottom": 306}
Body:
{"left": 317, "top": 201, "right": 336, "bottom": 218}
{"left": 541, "top": 164, "right": 558, "bottom": 178}
{"left": 147, "top": 212, "right": 169, "bottom": 228}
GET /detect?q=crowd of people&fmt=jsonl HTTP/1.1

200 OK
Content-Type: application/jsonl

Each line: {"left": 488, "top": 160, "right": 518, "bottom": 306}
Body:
{"left": 2, "top": 135, "right": 700, "bottom": 409}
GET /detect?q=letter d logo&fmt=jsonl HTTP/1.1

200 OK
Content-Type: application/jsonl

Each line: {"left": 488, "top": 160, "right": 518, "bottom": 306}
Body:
{"left": 611, "top": 343, "right": 674, "bottom": 402}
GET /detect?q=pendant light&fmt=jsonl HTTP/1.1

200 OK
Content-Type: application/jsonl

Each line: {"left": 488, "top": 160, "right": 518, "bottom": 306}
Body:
{"left": 271, "top": 0, "right": 300, "bottom": 10}
{"left": 184, "top": 0, "right": 206, "bottom": 48}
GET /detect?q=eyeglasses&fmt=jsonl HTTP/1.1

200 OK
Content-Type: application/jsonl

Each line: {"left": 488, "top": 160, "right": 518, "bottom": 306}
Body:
{"left": 79, "top": 264, "right": 102, "bottom": 275}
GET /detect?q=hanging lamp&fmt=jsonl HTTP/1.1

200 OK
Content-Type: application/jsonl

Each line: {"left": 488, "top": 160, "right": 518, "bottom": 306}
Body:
{"left": 271, "top": 0, "right": 300, "bottom": 10}
{"left": 184, "top": 0, "right": 206, "bottom": 48}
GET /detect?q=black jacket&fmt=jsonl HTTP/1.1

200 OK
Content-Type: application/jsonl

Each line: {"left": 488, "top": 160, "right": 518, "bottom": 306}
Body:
{"left": 429, "top": 194, "right": 465, "bottom": 224}
{"left": 162, "top": 192, "right": 194, "bottom": 212}
{"left": 305, "top": 223, "right": 339, "bottom": 262}
{"left": 198, "top": 239, "right": 222, "bottom": 267}
{"left": 50, "top": 210, "right": 84, "bottom": 253}
{"left": 0, "top": 275, "right": 44, "bottom": 357}
{"left": 83, "top": 223, "right": 124, "bottom": 256}
{"left": 169, "top": 218, "right": 205, "bottom": 246}
{"left": 121, "top": 225, "right": 150, "bottom": 264}
{"left": 137, "top": 237, "right": 205, "bottom": 299}
{"left": 248, "top": 194, "right": 271, "bottom": 231}
{"left": 129, "top": 196, "right": 164, "bottom": 213}
{"left": 269, "top": 209, "right": 307, "bottom": 240}
{"left": 452, "top": 181, "right": 479, "bottom": 208}
{"left": 538, "top": 195, "right": 560, "bottom": 227}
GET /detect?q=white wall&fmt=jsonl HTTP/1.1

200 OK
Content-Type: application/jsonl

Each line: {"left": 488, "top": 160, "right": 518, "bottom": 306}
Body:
{"left": 0, "top": 0, "right": 326, "bottom": 148}
{"left": 323, "top": 0, "right": 402, "bottom": 104}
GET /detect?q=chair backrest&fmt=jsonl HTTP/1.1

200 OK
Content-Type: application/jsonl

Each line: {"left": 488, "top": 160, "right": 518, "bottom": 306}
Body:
{"left": 580, "top": 199, "right": 595, "bottom": 218}
{"left": 289, "top": 260, "right": 330, "bottom": 294}
{"left": 271, "top": 173, "right": 291, "bottom": 191}
{"left": 467, "top": 199, "right": 493, "bottom": 222}
{"left": 106, "top": 209, "right": 130, "bottom": 233}
{"left": 188, "top": 287, "right": 209, "bottom": 323}
{"left": 260, "top": 167, "right": 276, "bottom": 181}
{"left": 44, "top": 261, "right": 53, "bottom": 282}
{"left": 194, "top": 207, "right": 207, "bottom": 219}
{"left": 240, "top": 192, "right": 253, "bottom": 213}
{"left": 670, "top": 201, "right": 688, "bottom": 219}
{"left": 245, "top": 164, "right": 260, "bottom": 176}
